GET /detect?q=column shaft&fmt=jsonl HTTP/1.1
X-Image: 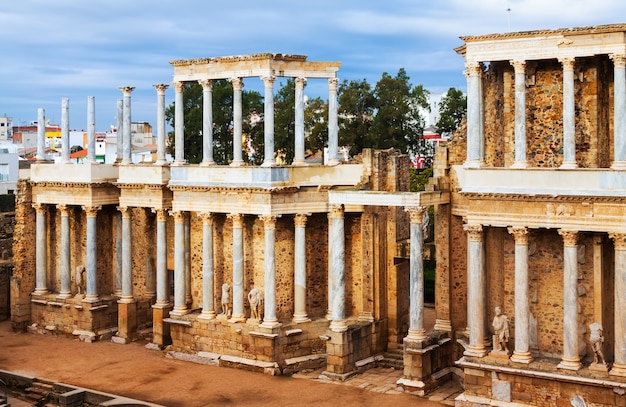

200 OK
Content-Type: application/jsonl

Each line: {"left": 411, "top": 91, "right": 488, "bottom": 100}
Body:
{"left": 293, "top": 77, "right": 307, "bottom": 165}
{"left": 611, "top": 55, "right": 626, "bottom": 168}
{"left": 610, "top": 233, "right": 626, "bottom": 376}
{"left": 327, "top": 78, "right": 339, "bottom": 165}
{"left": 84, "top": 206, "right": 100, "bottom": 302}
{"left": 184, "top": 213, "right": 191, "bottom": 304}
{"left": 154, "top": 84, "right": 169, "bottom": 165}
{"left": 464, "top": 224, "right": 487, "bottom": 357}
{"left": 329, "top": 205, "right": 347, "bottom": 332}
{"left": 557, "top": 230, "right": 582, "bottom": 370}
{"left": 33, "top": 204, "right": 48, "bottom": 295}
{"left": 171, "top": 211, "right": 187, "bottom": 315}
{"left": 155, "top": 210, "right": 169, "bottom": 305}
{"left": 115, "top": 213, "right": 122, "bottom": 296}
{"left": 199, "top": 213, "right": 216, "bottom": 319}
{"left": 464, "top": 63, "right": 484, "bottom": 167}
{"left": 509, "top": 227, "right": 532, "bottom": 363}
{"left": 58, "top": 205, "right": 71, "bottom": 299}
{"left": 293, "top": 214, "right": 310, "bottom": 323}
{"left": 119, "top": 206, "right": 133, "bottom": 303}
{"left": 61, "top": 98, "right": 70, "bottom": 163}
{"left": 120, "top": 86, "right": 134, "bottom": 165}
{"left": 560, "top": 58, "right": 577, "bottom": 168}
{"left": 260, "top": 215, "right": 280, "bottom": 328}
{"left": 262, "top": 76, "right": 276, "bottom": 166}
{"left": 229, "top": 213, "right": 245, "bottom": 322}
{"left": 511, "top": 60, "right": 528, "bottom": 168}
{"left": 231, "top": 78, "right": 244, "bottom": 166}
{"left": 87, "top": 96, "right": 96, "bottom": 163}
{"left": 173, "top": 82, "right": 185, "bottom": 165}
{"left": 36, "top": 108, "right": 45, "bottom": 160}
{"left": 406, "top": 207, "right": 427, "bottom": 340}
{"left": 326, "top": 212, "right": 333, "bottom": 320}
{"left": 116, "top": 99, "right": 123, "bottom": 163}
{"left": 199, "top": 80, "right": 215, "bottom": 165}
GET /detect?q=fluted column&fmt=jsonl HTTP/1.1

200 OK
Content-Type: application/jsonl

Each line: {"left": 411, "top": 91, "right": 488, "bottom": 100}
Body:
{"left": 511, "top": 60, "right": 528, "bottom": 168}
{"left": 326, "top": 212, "right": 333, "bottom": 320}
{"left": 228, "top": 213, "right": 245, "bottom": 322}
{"left": 230, "top": 78, "right": 244, "bottom": 166}
{"left": 83, "top": 205, "right": 100, "bottom": 302}
{"left": 557, "top": 229, "right": 581, "bottom": 370}
{"left": 57, "top": 204, "right": 71, "bottom": 299}
{"left": 329, "top": 204, "right": 347, "bottom": 332}
{"left": 262, "top": 76, "right": 276, "bottom": 167}
{"left": 154, "top": 209, "right": 169, "bottom": 306}
{"left": 405, "top": 206, "right": 427, "bottom": 340}
{"left": 464, "top": 62, "right": 484, "bottom": 168}
{"left": 260, "top": 215, "right": 280, "bottom": 328}
{"left": 293, "top": 214, "right": 310, "bottom": 323}
{"left": 327, "top": 78, "right": 339, "bottom": 165}
{"left": 33, "top": 203, "right": 48, "bottom": 295}
{"left": 120, "top": 86, "right": 134, "bottom": 165}
{"left": 118, "top": 206, "right": 133, "bottom": 303}
{"left": 293, "top": 77, "right": 307, "bottom": 166}
{"left": 509, "top": 227, "right": 532, "bottom": 363}
{"left": 198, "top": 212, "right": 216, "bottom": 319}
{"left": 199, "top": 79, "right": 215, "bottom": 166}
{"left": 173, "top": 81, "right": 185, "bottom": 165}
{"left": 464, "top": 223, "right": 487, "bottom": 357}
{"left": 36, "top": 108, "right": 45, "bottom": 160}
{"left": 87, "top": 96, "right": 97, "bottom": 163}
{"left": 611, "top": 54, "right": 626, "bottom": 169}
{"left": 184, "top": 212, "right": 191, "bottom": 305}
{"left": 559, "top": 58, "right": 577, "bottom": 169}
{"left": 61, "top": 98, "right": 70, "bottom": 163}
{"left": 610, "top": 233, "right": 626, "bottom": 376}
{"left": 115, "top": 99, "right": 123, "bottom": 164}
{"left": 154, "top": 84, "right": 169, "bottom": 165}
{"left": 170, "top": 211, "right": 188, "bottom": 315}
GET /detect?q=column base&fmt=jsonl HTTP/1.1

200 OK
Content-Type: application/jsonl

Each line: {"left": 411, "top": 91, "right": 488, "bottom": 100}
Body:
{"left": 259, "top": 319, "right": 281, "bottom": 329}
{"left": 32, "top": 289, "right": 49, "bottom": 296}
{"left": 292, "top": 313, "right": 311, "bottom": 324}
{"left": 510, "top": 351, "right": 533, "bottom": 364}
{"left": 463, "top": 345, "right": 488, "bottom": 358}
{"left": 291, "top": 159, "right": 307, "bottom": 167}
{"left": 406, "top": 328, "right": 427, "bottom": 341}
{"left": 557, "top": 358, "right": 582, "bottom": 371}
{"left": 198, "top": 311, "right": 217, "bottom": 320}
{"left": 152, "top": 301, "right": 171, "bottom": 309}
{"left": 261, "top": 160, "right": 276, "bottom": 167}
{"left": 330, "top": 319, "right": 348, "bottom": 332}
{"left": 559, "top": 162, "right": 578, "bottom": 169}
{"left": 83, "top": 295, "right": 100, "bottom": 303}
{"left": 463, "top": 160, "right": 485, "bottom": 169}
{"left": 228, "top": 314, "right": 246, "bottom": 323}
{"left": 171, "top": 159, "right": 186, "bottom": 166}
{"left": 358, "top": 311, "right": 374, "bottom": 323}
{"left": 154, "top": 159, "right": 169, "bottom": 166}
{"left": 433, "top": 319, "right": 452, "bottom": 332}
{"left": 57, "top": 292, "right": 72, "bottom": 300}
{"left": 169, "top": 307, "right": 189, "bottom": 316}
{"left": 229, "top": 160, "right": 244, "bottom": 167}
{"left": 118, "top": 296, "right": 135, "bottom": 304}
{"left": 327, "top": 159, "right": 339, "bottom": 166}
{"left": 510, "top": 161, "right": 529, "bottom": 169}
{"left": 325, "top": 310, "right": 332, "bottom": 320}
{"left": 610, "top": 363, "right": 626, "bottom": 377}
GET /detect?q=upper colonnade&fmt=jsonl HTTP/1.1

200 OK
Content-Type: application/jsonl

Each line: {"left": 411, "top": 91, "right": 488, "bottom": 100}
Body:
{"left": 169, "top": 53, "right": 342, "bottom": 167}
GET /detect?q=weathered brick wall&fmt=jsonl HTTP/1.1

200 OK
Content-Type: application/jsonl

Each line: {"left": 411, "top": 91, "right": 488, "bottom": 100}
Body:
{"left": 11, "top": 179, "right": 35, "bottom": 329}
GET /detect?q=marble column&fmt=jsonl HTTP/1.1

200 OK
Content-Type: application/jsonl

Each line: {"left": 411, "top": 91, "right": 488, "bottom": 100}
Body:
{"left": 557, "top": 229, "right": 581, "bottom": 370}
{"left": 170, "top": 211, "right": 188, "bottom": 315}
{"left": 260, "top": 215, "right": 280, "bottom": 328}
{"left": 405, "top": 206, "right": 427, "bottom": 341}
{"left": 36, "top": 108, "right": 45, "bottom": 160}
{"left": 61, "top": 98, "right": 70, "bottom": 163}
{"left": 57, "top": 204, "right": 71, "bottom": 299}
{"left": 198, "top": 212, "right": 216, "bottom": 320}
{"left": 464, "top": 62, "right": 484, "bottom": 168}
{"left": 199, "top": 79, "right": 215, "bottom": 166}
{"left": 509, "top": 227, "right": 533, "bottom": 363}
{"left": 184, "top": 212, "right": 191, "bottom": 305}
{"left": 116, "top": 99, "right": 123, "bottom": 164}
{"left": 230, "top": 77, "right": 244, "bottom": 166}
{"left": 329, "top": 204, "right": 347, "bottom": 332}
{"left": 119, "top": 206, "right": 133, "bottom": 303}
{"left": 611, "top": 54, "right": 626, "bottom": 169}
{"left": 115, "top": 213, "right": 123, "bottom": 296}
{"left": 511, "top": 60, "right": 528, "bottom": 168}
{"left": 83, "top": 205, "right": 101, "bottom": 302}
{"left": 228, "top": 213, "right": 246, "bottom": 322}
{"left": 120, "top": 86, "right": 134, "bottom": 165}
{"left": 173, "top": 81, "right": 185, "bottom": 165}
{"left": 154, "top": 209, "right": 169, "bottom": 306}
{"left": 326, "top": 211, "right": 334, "bottom": 320}
{"left": 87, "top": 96, "right": 97, "bottom": 163}
{"left": 154, "top": 84, "right": 169, "bottom": 165}
{"left": 610, "top": 233, "right": 626, "bottom": 376}
{"left": 33, "top": 203, "right": 48, "bottom": 295}
{"left": 559, "top": 58, "right": 577, "bottom": 169}
{"left": 327, "top": 78, "right": 340, "bottom": 165}
{"left": 464, "top": 223, "right": 487, "bottom": 357}
{"left": 293, "top": 77, "right": 307, "bottom": 166}
{"left": 262, "top": 76, "right": 276, "bottom": 167}
{"left": 293, "top": 214, "right": 310, "bottom": 323}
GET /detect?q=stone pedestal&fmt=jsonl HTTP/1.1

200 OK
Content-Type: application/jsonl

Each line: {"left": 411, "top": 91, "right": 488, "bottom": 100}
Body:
{"left": 151, "top": 304, "right": 172, "bottom": 348}
{"left": 399, "top": 334, "right": 453, "bottom": 396}
{"left": 322, "top": 328, "right": 356, "bottom": 380}
{"left": 114, "top": 300, "right": 137, "bottom": 344}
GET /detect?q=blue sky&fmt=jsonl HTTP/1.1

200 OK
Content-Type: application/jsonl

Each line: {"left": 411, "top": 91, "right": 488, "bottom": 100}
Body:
{"left": 1, "top": 0, "right": 625, "bottom": 131}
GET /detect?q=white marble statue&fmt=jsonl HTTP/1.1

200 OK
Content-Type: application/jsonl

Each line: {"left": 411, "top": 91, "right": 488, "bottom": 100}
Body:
{"left": 221, "top": 283, "right": 231, "bottom": 317}
{"left": 492, "top": 306, "right": 510, "bottom": 352}
{"left": 589, "top": 322, "right": 606, "bottom": 365}
{"left": 247, "top": 283, "right": 261, "bottom": 320}
{"left": 75, "top": 265, "right": 86, "bottom": 295}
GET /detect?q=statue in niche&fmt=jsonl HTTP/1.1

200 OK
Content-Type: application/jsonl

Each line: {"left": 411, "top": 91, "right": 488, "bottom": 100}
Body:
{"left": 75, "top": 265, "right": 86, "bottom": 296}
{"left": 221, "top": 283, "right": 230, "bottom": 317}
{"left": 247, "top": 282, "right": 261, "bottom": 320}
{"left": 492, "top": 306, "right": 510, "bottom": 353}
{"left": 589, "top": 322, "right": 606, "bottom": 365}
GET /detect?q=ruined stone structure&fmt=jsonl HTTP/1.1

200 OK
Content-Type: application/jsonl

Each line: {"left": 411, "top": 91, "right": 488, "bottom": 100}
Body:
{"left": 440, "top": 24, "right": 626, "bottom": 405}
{"left": 11, "top": 54, "right": 449, "bottom": 384}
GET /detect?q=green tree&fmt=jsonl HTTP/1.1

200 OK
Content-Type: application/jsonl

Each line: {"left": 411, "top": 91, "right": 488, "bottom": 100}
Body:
{"left": 368, "top": 68, "right": 430, "bottom": 156}
{"left": 273, "top": 79, "right": 296, "bottom": 164}
{"left": 436, "top": 87, "right": 467, "bottom": 136}
{"left": 337, "top": 79, "right": 375, "bottom": 157}
{"left": 304, "top": 96, "right": 328, "bottom": 160}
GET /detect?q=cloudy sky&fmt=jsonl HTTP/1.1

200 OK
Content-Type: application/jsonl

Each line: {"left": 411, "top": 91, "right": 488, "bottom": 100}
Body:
{"left": 1, "top": 0, "right": 625, "bottom": 130}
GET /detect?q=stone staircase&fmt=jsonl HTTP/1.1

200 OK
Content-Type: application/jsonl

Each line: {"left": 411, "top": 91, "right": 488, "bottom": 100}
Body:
{"left": 379, "top": 348, "right": 404, "bottom": 370}
{"left": 23, "top": 380, "right": 56, "bottom": 406}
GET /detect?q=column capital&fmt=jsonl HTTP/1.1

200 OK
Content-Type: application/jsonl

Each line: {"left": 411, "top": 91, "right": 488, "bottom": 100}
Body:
{"left": 328, "top": 77, "right": 339, "bottom": 91}
{"left": 152, "top": 208, "right": 169, "bottom": 222}
{"left": 173, "top": 81, "right": 184, "bottom": 93}
{"left": 32, "top": 203, "right": 47, "bottom": 215}
{"left": 464, "top": 223, "right": 483, "bottom": 241}
{"left": 510, "top": 59, "right": 526, "bottom": 74}
{"left": 261, "top": 75, "right": 276, "bottom": 86}
{"left": 153, "top": 83, "right": 169, "bottom": 94}
{"left": 82, "top": 205, "right": 101, "bottom": 217}
{"left": 230, "top": 77, "right": 243, "bottom": 91}
{"left": 559, "top": 57, "right": 575, "bottom": 71}
{"left": 57, "top": 204, "right": 70, "bottom": 216}
{"left": 198, "top": 79, "right": 213, "bottom": 90}
{"left": 610, "top": 232, "right": 626, "bottom": 250}
{"left": 295, "top": 77, "right": 307, "bottom": 88}
{"left": 227, "top": 212, "right": 244, "bottom": 227}
{"left": 329, "top": 204, "right": 344, "bottom": 219}
{"left": 610, "top": 54, "right": 626, "bottom": 68}
{"left": 508, "top": 226, "right": 529, "bottom": 244}
{"left": 170, "top": 210, "right": 185, "bottom": 224}
{"left": 117, "top": 206, "right": 131, "bottom": 218}
{"left": 294, "top": 213, "right": 309, "bottom": 227}
{"left": 119, "top": 86, "right": 135, "bottom": 96}
{"left": 405, "top": 206, "right": 427, "bottom": 224}
{"left": 199, "top": 211, "right": 214, "bottom": 225}
{"left": 558, "top": 229, "right": 578, "bottom": 246}
{"left": 259, "top": 214, "right": 278, "bottom": 229}
{"left": 464, "top": 61, "right": 484, "bottom": 77}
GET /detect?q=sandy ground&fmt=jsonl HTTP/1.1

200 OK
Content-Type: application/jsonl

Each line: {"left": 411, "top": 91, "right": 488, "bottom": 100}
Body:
{"left": 0, "top": 316, "right": 448, "bottom": 407}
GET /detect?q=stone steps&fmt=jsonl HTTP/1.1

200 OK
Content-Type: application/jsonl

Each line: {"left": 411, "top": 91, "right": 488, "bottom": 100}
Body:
{"left": 25, "top": 381, "right": 56, "bottom": 405}
{"left": 379, "top": 349, "right": 404, "bottom": 370}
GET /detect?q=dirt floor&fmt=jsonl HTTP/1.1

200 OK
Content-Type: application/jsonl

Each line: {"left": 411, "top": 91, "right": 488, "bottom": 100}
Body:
{"left": 0, "top": 317, "right": 450, "bottom": 407}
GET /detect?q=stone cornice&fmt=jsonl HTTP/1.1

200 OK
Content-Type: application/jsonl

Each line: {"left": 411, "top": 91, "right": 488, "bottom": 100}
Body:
{"left": 170, "top": 53, "right": 309, "bottom": 66}
{"left": 168, "top": 185, "right": 299, "bottom": 194}
{"left": 31, "top": 181, "right": 114, "bottom": 189}
{"left": 462, "top": 192, "right": 626, "bottom": 203}
{"left": 460, "top": 24, "right": 626, "bottom": 43}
